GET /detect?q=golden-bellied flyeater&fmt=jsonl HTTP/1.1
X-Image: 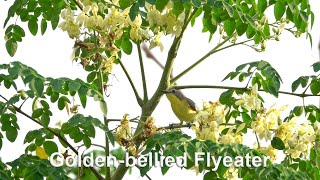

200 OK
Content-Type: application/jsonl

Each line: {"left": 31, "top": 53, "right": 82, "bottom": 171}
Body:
{"left": 162, "top": 89, "right": 198, "bottom": 123}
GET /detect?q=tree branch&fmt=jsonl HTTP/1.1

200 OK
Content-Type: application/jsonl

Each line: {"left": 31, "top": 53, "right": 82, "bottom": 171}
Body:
{"left": 107, "top": 116, "right": 140, "bottom": 123}
{"left": 0, "top": 94, "right": 104, "bottom": 180}
{"left": 111, "top": 8, "right": 198, "bottom": 180}
{"left": 118, "top": 59, "right": 143, "bottom": 106}
{"left": 172, "top": 85, "right": 320, "bottom": 97}
{"left": 142, "top": 43, "right": 175, "bottom": 80}
{"left": 170, "top": 38, "right": 253, "bottom": 84}
{"left": 98, "top": 69, "right": 111, "bottom": 180}
{"left": 104, "top": 116, "right": 111, "bottom": 180}
{"left": 137, "top": 42, "right": 148, "bottom": 102}
{"left": 158, "top": 123, "right": 238, "bottom": 130}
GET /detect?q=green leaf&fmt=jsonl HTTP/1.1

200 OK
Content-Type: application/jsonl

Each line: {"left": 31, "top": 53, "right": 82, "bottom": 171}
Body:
{"left": 50, "top": 92, "right": 59, "bottom": 103}
{"left": 202, "top": 13, "right": 217, "bottom": 34}
{"left": 13, "top": 25, "right": 25, "bottom": 37}
{"left": 40, "top": 113, "right": 50, "bottom": 127}
{"left": 312, "top": 62, "right": 320, "bottom": 72}
{"left": 5, "top": 39, "right": 18, "bottom": 57}
{"left": 271, "top": 137, "right": 285, "bottom": 150}
{"left": 111, "top": 147, "right": 126, "bottom": 160}
{"left": 51, "top": 79, "right": 64, "bottom": 92}
{"left": 30, "top": 78, "right": 44, "bottom": 97}
{"left": 146, "top": 0, "right": 156, "bottom": 5}
{"left": 246, "top": 23, "right": 255, "bottom": 38}
{"left": 87, "top": 72, "right": 96, "bottom": 83}
{"left": 241, "top": 113, "right": 251, "bottom": 123}
{"left": 43, "top": 141, "right": 58, "bottom": 156}
{"left": 51, "top": 14, "right": 59, "bottom": 30}
{"left": 191, "top": 0, "right": 201, "bottom": 8}
{"left": 6, "top": 126, "right": 18, "bottom": 142}
{"left": 310, "top": 80, "right": 320, "bottom": 95}
{"left": 258, "top": 0, "right": 267, "bottom": 14}
{"left": 129, "top": 3, "right": 139, "bottom": 21}
{"left": 293, "top": 106, "right": 304, "bottom": 116}
{"left": 40, "top": 18, "right": 47, "bottom": 35}
{"left": 119, "top": 0, "right": 134, "bottom": 9}
{"left": 121, "top": 37, "right": 132, "bottom": 55}
{"left": 155, "top": 0, "right": 169, "bottom": 12}
{"left": 69, "top": 81, "right": 81, "bottom": 92}
{"left": 99, "top": 100, "right": 108, "bottom": 116}
{"left": 291, "top": 78, "right": 301, "bottom": 92}
{"left": 58, "top": 96, "right": 69, "bottom": 110}
{"left": 224, "top": 19, "right": 236, "bottom": 36}
{"left": 219, "top": 90, "right": 234, "bottom": 105}
{"left": 274, "top": 2, "right": 286, "bottom": 21}
{"left": 172, "top": 2, "right": 184, "bottom": 17}
{"left": 236, "top": 20, "right": 248, "bottom": 36}
{"left": 40, "top": 100, "right": 50, "bottom": 109}
{"left": 222, "top": 2, "right": 234, "bottom": 17}
{"left": 32, "top": 108, "right": 43, "bottom": 119}
{"left": 28, "top": 18, "right": 38, "bottom": 36}
{"left": 83, "top": 136, "right": 91, "bottom": 148}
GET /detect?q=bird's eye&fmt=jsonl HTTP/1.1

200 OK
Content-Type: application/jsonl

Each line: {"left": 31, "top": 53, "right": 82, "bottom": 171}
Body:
{"left": 171, "top": 89, "right": 176, "bottom": 93}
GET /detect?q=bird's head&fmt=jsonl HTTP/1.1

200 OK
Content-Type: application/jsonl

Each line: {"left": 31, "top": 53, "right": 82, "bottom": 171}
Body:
{"left": 162, "top": 89, "right": 185, "bottom": 101}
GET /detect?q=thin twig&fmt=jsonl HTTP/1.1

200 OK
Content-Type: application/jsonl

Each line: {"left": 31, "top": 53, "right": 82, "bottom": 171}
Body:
{"left": 19, "top": 97, "right": 29, "bottom": 109}
{"left": 171, "top": 36, "right": 252, "bottom": 84}
{"left": 98, "top": 67, "right": 112, "bottom": 180}
{"left": 173, "top": 85, "right": 320, "bottom": 98}
{"left": 245, "top": 68, "right": 257, "bottom": 88}
{"left": 157, "top": 123, "right": 238, "bottom": 131}
{"left": 118, "top": 59, "right": 143, "bottom": 106}
{"left": 142, "top": 43, "right": 165, "bottom": 69}
{"left": 137, "top": 42, "right": 148, "bottom": 102}
{"left": 76, "top": 143, "right": 106, "bottom": 149}
{"left": 255, "top": 133, "right": 261, "bottom": 148}
{"left": 145, "top": 173, "right": 152, "bottom": 180}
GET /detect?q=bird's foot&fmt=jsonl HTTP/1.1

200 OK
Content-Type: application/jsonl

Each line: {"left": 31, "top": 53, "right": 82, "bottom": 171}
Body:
{"left": 169, "top": 123, "right": 182, "bottom": 129}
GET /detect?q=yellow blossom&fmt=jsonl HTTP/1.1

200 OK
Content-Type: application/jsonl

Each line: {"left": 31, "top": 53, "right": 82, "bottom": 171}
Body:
{"left": 235, "top": 84, "right": 262, "bottom": 111}
{"left": 258, "top": 145, "right": 277, "bottom": 161}
{"left": 149, "top": 32, "right": 164, "bottom": 51}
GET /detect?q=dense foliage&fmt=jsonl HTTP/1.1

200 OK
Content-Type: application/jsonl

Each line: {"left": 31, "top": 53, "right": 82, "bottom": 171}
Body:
{"left": 1, "top": 0, "right": 319, "bottom": 179}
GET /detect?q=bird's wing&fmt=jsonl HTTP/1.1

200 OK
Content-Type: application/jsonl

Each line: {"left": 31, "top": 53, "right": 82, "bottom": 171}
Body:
{"left": 186, "top": 98, "right": 197, "bottom": 111}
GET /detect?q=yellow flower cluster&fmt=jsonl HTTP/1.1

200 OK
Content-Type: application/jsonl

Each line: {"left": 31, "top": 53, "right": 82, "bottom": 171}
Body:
{"left": 59, "top": 8, "right": 80, "bottom": 39}
{"left": 192, "top": 101, "right": 230, "bottom": 142}
{"left": 129, "top": 14, "right": 150, "bottom": 41}
{"left": 115, "top": 114, "right": 136, "bottom": 155}
{"left": 144, "top": 116, "right": 157, "bottom": 138}
{"left": 145, "top": 2, "right": 186, "bottom": 51}
{"left": 60, "top": 0, "right": 188, "bottom": 71}
{"left": 257, "top": 145, "right": 278, "bottom": 161}
{"left": 275, "top": 117, "right": 315, "bottom": 159}
{"left": 60, "top": 1, "right": 131, "bottom": 41}
{"left": 235, "top": 84, "right": 262, "bottom": 111}
{"left": 146, "top": 2, "right": 185, "bottom": 37}
{"left": 220, "top": 131, "right": 243, "bottom": 144}
{"left": 224, "top": 165, "right": 239, "bottom": 180}
{"left": 60, "top": 1, "right": 134, "bottom": 73}
{"left": 251, "top": 105, "right": 286, "bottom": 141}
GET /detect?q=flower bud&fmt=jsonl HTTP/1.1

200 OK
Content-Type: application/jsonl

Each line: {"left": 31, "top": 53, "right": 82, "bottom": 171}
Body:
{"left": 260, "top": 15, "right": 267, "bottom": 25}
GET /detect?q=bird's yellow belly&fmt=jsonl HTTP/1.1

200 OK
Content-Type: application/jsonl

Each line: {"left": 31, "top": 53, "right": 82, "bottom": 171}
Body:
{"left": 171, "top": 101, "right": 197, "bottom": 123}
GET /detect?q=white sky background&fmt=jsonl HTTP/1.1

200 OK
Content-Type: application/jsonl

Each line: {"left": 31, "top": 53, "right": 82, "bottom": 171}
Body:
{"left": 0, "top": 1, "right": 320, "bottom": 180}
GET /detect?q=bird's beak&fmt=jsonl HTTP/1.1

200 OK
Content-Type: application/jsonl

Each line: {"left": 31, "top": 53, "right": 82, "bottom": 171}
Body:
{"left": 162, "top": 90, "right": 170, "bottom": 94}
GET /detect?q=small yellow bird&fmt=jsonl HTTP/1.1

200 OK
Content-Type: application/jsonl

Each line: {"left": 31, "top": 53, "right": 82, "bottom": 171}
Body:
{"left": 162, "top": 89, "right": 198, "bottom": 123}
